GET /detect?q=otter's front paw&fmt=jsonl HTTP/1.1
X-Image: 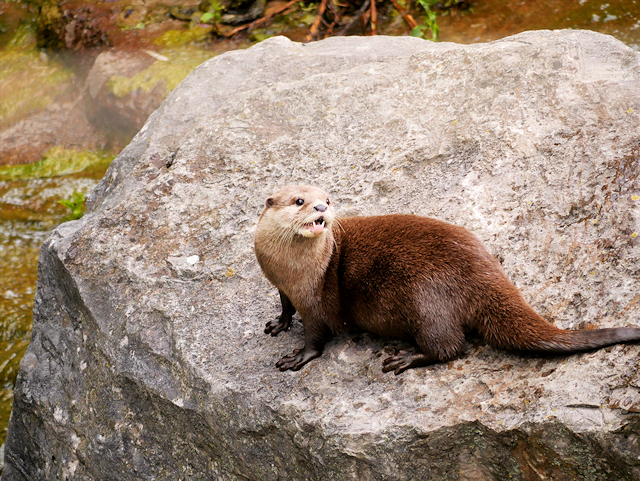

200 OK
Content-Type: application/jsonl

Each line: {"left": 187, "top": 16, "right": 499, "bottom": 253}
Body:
{"left": 265, "top": 316, "right": 291, "bottom": 336}
{"left": 276, "top": 347, "right": 322, "bottom": 371}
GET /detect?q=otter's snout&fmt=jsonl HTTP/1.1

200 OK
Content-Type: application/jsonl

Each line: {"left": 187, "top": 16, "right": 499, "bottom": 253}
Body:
{"left": 314, "top": 204, "right": 328, "bottom": 212}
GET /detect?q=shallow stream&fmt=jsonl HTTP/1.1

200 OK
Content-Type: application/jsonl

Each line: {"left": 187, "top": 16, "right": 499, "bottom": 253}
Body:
{"left": 0, "top": 153, "right": 113, "bottom": 439}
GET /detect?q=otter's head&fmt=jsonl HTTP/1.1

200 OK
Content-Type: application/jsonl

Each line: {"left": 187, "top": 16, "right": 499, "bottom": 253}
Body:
{"left": 260, "top": 185, "right": 335, "bottom": 239}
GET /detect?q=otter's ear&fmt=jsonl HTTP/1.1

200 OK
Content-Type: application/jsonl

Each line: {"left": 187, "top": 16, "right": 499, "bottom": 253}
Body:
{"left": 265, "top": 197, "right": 275, "bottom": 208}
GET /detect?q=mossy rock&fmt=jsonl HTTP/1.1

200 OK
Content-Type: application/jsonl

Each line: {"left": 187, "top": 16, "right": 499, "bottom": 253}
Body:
{"left": 106, "top": 46, "right": 217, "bottom": 98}
{"left": 0, "top": 146, "right": 114, "bottom": 181}
{"left": 153, "top": 25, "right": 214, "bottom": 48}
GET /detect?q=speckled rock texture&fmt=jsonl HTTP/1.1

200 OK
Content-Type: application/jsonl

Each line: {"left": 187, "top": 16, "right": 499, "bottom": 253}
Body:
{"left": 4, "top": 31, "right": 640, "bottom": 480}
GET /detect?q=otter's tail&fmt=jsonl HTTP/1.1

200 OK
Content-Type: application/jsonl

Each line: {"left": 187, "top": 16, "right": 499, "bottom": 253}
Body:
{"left": 530, "top": 326, "right": 640, "bottom": 354}
{"left": 478, "top": 290, "right": 640, "bottom": 354}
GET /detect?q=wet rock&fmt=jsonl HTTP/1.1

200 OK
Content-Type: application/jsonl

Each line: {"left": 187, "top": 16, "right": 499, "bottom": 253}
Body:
{"left": 83, "top": 50, "right": 160, "bottom": 146}
{"left": 0, "top": 23, "right": 92, "bottom": 166}
{"left": 0, "top": 101, "right": 111, "bottom": 167}
{"left": 5, "top": 31, "right": 640, "bottom": 479}
{"left": 0, "top": 45, "right": 215, "bottom": 166}
{"left": 219, "top": 0, "right": 266, "bottom": 25}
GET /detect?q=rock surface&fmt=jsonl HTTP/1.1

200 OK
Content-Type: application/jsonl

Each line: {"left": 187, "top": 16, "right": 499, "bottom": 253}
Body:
{"left": 5, "top": 31, "right": 640, "bottom": 480}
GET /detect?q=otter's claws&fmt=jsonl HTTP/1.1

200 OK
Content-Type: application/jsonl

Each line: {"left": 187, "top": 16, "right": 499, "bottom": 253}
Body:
{"left": 276, "top": 347, "right": 322, "bottom": 371}
{"left": 265, "top": 315, "right": 291, "bottom": 336}
{"left": 382, "top": 350, "right": 433, "bottom": 375}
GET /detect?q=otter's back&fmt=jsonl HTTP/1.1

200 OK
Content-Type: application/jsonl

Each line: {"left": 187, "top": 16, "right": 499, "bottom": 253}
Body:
{"left": 333, "top": 215, "right": 506, "bottom": 336}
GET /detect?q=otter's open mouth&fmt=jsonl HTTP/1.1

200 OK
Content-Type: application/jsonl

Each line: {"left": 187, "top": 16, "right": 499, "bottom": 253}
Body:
{"left": 302, "top": 216, "right": 326, "bottom": 237}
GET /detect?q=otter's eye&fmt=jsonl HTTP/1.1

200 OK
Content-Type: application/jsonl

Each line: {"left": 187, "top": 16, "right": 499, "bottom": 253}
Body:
{"left": 326, "top": 198, "right": 330, "bottom": 205}
{"left": 295, "top": 198, "right": 304, "bottom": 206}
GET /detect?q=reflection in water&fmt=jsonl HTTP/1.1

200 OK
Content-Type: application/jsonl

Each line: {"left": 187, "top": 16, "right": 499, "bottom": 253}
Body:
{"left": 434, "top": 0, "right": 640, "bottom": 49}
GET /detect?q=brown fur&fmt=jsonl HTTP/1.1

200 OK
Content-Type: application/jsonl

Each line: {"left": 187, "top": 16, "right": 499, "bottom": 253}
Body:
{"left": 254, "top": 185, "right": 640, "bottom": 374}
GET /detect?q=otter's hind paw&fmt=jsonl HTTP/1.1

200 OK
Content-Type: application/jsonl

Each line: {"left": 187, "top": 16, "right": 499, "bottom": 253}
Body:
{"left": 382, "top": 350, "right": 433, "bottom": 375}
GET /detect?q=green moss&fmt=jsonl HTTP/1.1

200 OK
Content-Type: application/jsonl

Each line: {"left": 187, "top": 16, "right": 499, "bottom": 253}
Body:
{"left": 0, "top": 146, "right": 115, "bottom": 181}
{"left": 250, "top": 31, "right": 274, "bottom": 42}
{"left": 298, "top": 12, "right": 317, "bottom": 27}
{"left": 7, "top": 20, "right": 38, "bottom": 49}
{"left": 0, "top": 23, "right": 73, "bottom": 124}
{"left": 154, "top": 26, "right": 213, "bottom": 48}
{"left": 107, "top": 46, "right": 216, "bottom": 98}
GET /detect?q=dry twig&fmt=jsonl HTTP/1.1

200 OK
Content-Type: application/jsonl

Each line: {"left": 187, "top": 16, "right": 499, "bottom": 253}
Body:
{"left": 388, "top": 0, "right": 418, "bottom": 30}
{"left": 370, "top": 0, "right": 377, "bottom": 34}
{"left": 224, "top": 0, "right": 417, "bottom": 41}
{"left": 327, "top": 0, "right": 342, "bottom": 24}
{"left": 307, "top": 0, "right": 330, "bottom": 41}
{"left": 222, "top": 0, "right": 300, "bottom": 37}
{"left": 323, "top": 21, "right": 337, "bottom": 39}
{"left": 337, "top": 0, "right": 371, "bottom": 36}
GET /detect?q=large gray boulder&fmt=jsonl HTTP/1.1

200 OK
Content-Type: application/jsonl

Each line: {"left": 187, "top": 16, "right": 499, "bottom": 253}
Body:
{"left": 5, "top": 31, "right": 640, "bottom": 480}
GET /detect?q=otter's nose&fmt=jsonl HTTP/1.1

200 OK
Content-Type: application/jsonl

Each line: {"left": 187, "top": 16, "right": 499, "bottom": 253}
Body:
{"left": 314, "top": 204, "right": 327, "bottom": 212}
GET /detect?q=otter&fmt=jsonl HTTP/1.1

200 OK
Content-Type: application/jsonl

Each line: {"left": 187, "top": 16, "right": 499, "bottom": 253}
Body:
{"left": 254, "top": 185, "right": 640, "bottom": 374}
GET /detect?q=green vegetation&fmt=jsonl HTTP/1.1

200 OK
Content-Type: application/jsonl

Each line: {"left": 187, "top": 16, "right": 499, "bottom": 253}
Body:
{"left": 200, "top": 0, "right": 224, "bottom": 24}
{"left": 0, "top": 146, "right": 115, "bottom": 181}
{"left": 0, "top": 339, "right": 30, "bottom": 441}
{"left": 58, "top": 191, "right": 86, "bottom": 220}
{"left": 411, "top": 0, "right": 441, "bottom": 40}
